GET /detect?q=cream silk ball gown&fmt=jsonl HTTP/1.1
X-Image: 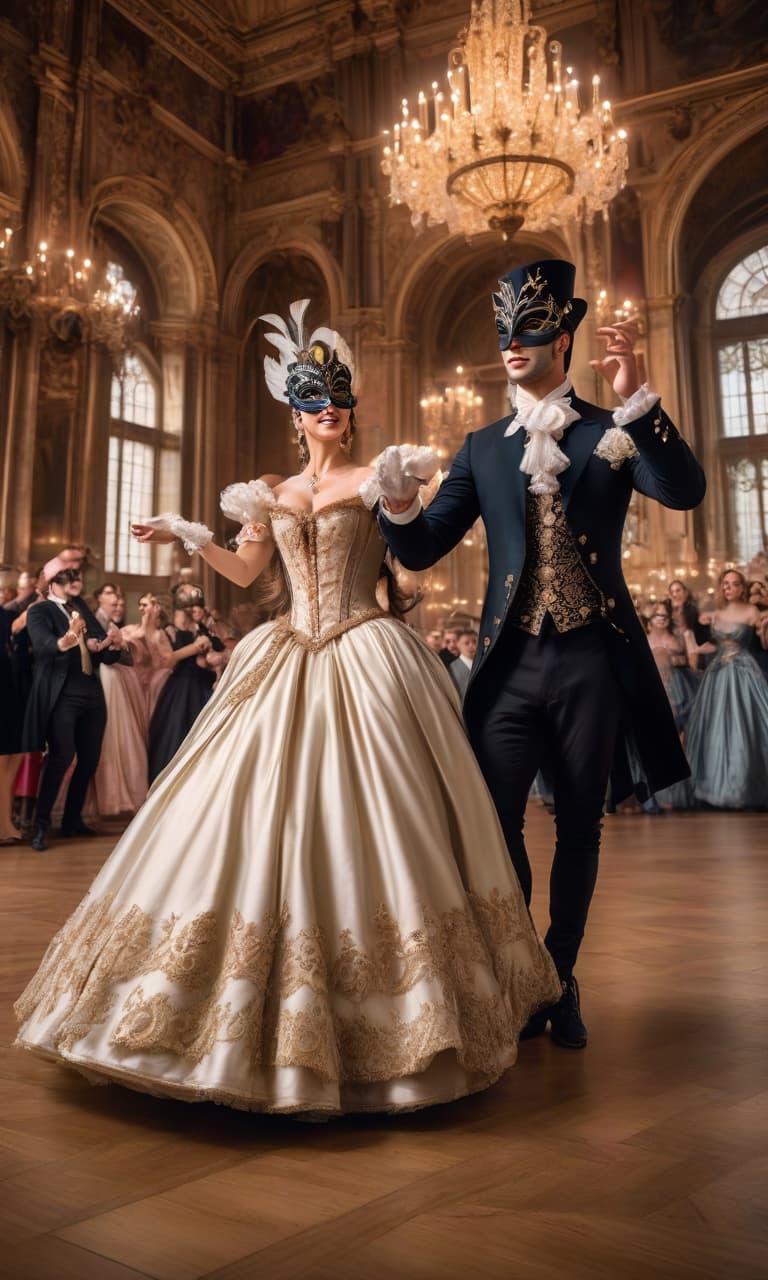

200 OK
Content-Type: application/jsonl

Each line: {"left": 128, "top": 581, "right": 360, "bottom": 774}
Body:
{"left": 15, "top": 486, "right": 560, "bottom": 1115}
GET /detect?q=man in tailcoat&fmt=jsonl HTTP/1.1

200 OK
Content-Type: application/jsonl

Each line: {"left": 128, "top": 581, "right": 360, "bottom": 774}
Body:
{"left": 377, "top": 259, "right": 706, "bottom": 1048}
{"left": 24, "top": 567, "right": 127, "bottom": 851}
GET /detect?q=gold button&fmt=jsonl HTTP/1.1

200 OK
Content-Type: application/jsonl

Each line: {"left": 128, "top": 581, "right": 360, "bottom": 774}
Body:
{"left": 589, "top": 552, "right": 598, "bottom": 564}
{"left": 505, "top": 573, "right": 514, "bottom": 586}
{"left": 607, "top": 598, "right": 615, "bottom": 608}
{"left": 493, "top": 615, "right": 501, "bottom": 626}
{"left": 483, "top": 636, "right": 491, "bottom": 648}
{"left": 578, "top": 534, "right": 587, "bottom": 545}
{"left": 543, "top": 512, "right": 556, "bottom": 527}
{"left": 653, "top": 416, "right": 662, "bottom": 426}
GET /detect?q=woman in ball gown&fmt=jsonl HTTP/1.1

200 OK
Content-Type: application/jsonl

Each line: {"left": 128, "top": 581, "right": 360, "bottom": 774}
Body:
{"left": 644, "top": 599, "right": 699, "bottom": 811}
{"left": 146, "top": 589, "right": 224, "bottom": 784}
{"left": 88, "top": 583, "right": 149, "bottom": 819}
{"left": 645, "top": 600, "right": 700, "bottom": 731}
{"left": 14, "top": 303, "right": 560, "bottom": 1116}
{"left": 686, "top": 569, "right": 768, "bottom": 809}
{"left": 668, "top": 579, "right": 710, "bottom": 648}
{"left": 121, "top": 592, "right": 174, "bottom": 728}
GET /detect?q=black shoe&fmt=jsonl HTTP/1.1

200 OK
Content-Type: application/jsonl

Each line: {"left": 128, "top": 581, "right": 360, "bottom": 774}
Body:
{"left": 519, "top": 1008, "right": 549, "bottom": 1040}
{"left": 59, "top": 823, "right": 98, "bottom": 838}
{"left": 549, "top": 976, "right": 588, "bottom": 1049}
{"left": 31, "top": 826, "right": 49, "bottom": 852}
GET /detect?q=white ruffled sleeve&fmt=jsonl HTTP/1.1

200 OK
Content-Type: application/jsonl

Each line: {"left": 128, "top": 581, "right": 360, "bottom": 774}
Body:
{"left": 219, "top": 479, "right": 275, "bottom": 545}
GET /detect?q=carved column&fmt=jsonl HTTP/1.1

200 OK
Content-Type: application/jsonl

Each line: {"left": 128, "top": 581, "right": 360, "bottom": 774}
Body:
{"left": 0, "top": 321, "right": 42, "bottom": 567}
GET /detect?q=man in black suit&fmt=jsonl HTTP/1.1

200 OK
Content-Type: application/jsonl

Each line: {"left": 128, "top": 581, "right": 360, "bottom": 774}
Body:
{"left": 377, "top": 259, "right": 706, "bottom": 1049}
{"left": 23, "top": 567, "right": 127, "bottom": 851}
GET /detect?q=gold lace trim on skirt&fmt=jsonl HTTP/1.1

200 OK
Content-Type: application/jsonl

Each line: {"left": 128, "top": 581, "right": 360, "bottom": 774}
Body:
{"left": 15, "top": 890, "right": 557, "bottom": 1084}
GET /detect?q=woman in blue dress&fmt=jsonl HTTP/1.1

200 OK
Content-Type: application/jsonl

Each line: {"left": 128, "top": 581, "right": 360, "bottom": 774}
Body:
{"left": 643, "top": 599, "right": 700, "bottom": 811}
{"left": 686, "top": 569, "right": 768, "bottom": 809}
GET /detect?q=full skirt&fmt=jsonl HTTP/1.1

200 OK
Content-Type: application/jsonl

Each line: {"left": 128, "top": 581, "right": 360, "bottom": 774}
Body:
{"left": 687, "top": 653, "right": 768, "bottom": 809}
{"left": 15, "top": 616, "right": 560, "bottom": 1114}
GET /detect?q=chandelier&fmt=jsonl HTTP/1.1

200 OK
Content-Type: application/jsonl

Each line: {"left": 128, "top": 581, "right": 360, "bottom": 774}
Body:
{"left": 420, "top": 366, "right": 485, "bottom": 461}
{"left": 0, "top": 228, "right": 139, "bottom": 358}
{"left": 421, "top": 368, "right": 488, "bottom": 617}
{"left": 382, "top": 0, "right": 629, "bottom": 239}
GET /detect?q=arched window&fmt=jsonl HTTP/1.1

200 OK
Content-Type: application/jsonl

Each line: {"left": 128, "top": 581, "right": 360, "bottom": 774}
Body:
{"left": 714, "top": 247, "right": 768, "bottom": 562}
{"left": 104, "top": 261, "right": 182, "bottom": 578}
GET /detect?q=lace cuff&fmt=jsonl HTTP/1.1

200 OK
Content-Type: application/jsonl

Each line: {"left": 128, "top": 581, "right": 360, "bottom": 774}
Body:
{"left": 613, "top": 384, "right": 661, "bottom": 427}
{"left": 140, "top": 513, "right": 213, "bottom": 554}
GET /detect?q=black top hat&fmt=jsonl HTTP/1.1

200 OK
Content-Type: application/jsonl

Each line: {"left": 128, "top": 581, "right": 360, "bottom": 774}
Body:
{"left": 493, "top": 259, "right": 588, "bottom": 369}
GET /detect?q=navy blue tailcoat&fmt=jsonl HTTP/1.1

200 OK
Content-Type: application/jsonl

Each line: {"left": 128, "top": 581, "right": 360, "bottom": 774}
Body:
{"left": 380, "top": 395, "right": 707, "bottom": 802}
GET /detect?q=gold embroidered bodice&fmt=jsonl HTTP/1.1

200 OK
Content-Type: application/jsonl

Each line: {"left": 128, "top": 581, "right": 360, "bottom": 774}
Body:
{"left": 510, "top": 492, "right": 603, "bottom": 635}
{"left": 270, "top": 497, "right": 387, "bottom": 645}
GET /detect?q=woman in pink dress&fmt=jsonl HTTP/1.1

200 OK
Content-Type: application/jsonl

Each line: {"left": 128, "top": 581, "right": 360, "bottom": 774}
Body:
{"left": 121, "top": 593, "right": 174, "bottom": 726}
{"left": 87, "top": 587, "right": 149, "bottom": 819}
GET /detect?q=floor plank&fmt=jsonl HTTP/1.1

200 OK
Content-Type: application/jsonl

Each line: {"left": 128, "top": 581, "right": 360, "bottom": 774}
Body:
{"left": 1, "top": 808, "right": 765, "bottom": 1279}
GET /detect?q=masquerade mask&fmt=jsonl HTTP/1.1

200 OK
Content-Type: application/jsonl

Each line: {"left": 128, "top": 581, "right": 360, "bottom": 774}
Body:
{"left": 261, "top": 301, "right": 357, "bottom": 412}
{"left": 492, "top": 267, "right": 573, "bottom": 352}
{"left": 285, "top": 341, "right": 356, "bottom": 414}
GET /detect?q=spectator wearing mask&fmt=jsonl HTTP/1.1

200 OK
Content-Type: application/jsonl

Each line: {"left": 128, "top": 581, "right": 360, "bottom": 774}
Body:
{"left": 23, "top": 568, "right": 126, "bottom": 850}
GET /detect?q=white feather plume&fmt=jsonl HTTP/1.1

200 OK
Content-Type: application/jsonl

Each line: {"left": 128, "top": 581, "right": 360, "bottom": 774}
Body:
{"left": 289, "top": 299, "right": 310, "bottom": 347}
{"left": 259, "top": 300, "right": 356, "bottom": 404}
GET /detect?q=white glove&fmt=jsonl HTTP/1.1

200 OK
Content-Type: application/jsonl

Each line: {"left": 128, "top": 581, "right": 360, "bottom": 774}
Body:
{"left": 366, "top": 445, "right": 440, "bottom": 506}
{"left": 140, "top": 513, "right": 213, "bottom": 554}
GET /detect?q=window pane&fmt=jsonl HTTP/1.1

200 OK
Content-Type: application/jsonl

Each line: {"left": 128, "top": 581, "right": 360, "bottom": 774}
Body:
{"left": 716, "top": 247, "right": 768, "bottom": 319}
{"left": 718, "top": 344, "right": 749, "bottom": 437}
{"left": 748, "top": 338, "right": 768, "bottom": 436}
{"left": 105, "top": 436, "right": 120, "bottom": 572}
{"left": 155, "top": 449, "right": 181, "bottom": 576}
{"left": 114, "top": 353, "right": 158, "bottom": 429}
{"left": 106, "top": 437, "right": 153, "bottom": 574}
{"left": 110, "top": 375, "right": 122, "bottom": 420}
{"left": 726, "top": 459, "right": 762, "bottom": 562}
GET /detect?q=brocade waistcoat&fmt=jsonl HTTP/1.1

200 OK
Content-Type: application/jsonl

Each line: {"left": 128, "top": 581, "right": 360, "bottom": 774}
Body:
{"left": 510, "top": 492, "right": 603, "bottom": 635}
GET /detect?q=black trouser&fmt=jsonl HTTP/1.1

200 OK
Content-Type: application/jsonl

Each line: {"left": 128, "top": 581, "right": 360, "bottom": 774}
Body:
{"left": 37, "top": 680, "right": 107, "bottom": 830}
{"left": 468, "top": 620, "right": 620, "bottom": 980}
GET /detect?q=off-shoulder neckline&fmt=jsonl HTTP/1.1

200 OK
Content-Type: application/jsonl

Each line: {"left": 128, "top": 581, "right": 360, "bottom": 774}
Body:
{"left": 270, "top": 494, "right": 369, "bottom": 519}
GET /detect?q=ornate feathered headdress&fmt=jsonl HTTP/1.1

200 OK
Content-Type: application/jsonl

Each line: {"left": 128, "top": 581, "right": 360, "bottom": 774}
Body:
{"left": 260, "top": 299, "right": 357, "bottom": 412}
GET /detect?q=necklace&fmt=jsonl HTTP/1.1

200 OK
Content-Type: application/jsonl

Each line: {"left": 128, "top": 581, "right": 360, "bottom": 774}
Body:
{"left": 305, "top": 460, "right": 349, "bottom": 491}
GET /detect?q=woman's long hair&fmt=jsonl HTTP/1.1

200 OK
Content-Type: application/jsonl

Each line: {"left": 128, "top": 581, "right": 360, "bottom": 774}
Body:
{"left": 669, "top": 579, "right": 700, "bottom": 631}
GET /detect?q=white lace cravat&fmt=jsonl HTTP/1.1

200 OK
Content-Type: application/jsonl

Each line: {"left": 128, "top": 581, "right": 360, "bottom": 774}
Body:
{"left": 511, "top": 379, "right": 581, "bottom": 496}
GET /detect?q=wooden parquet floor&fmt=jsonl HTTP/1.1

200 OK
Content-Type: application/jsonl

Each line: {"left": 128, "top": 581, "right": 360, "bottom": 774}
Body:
{"left": 0, "top": 807, "right": 766, "bottom": 1280}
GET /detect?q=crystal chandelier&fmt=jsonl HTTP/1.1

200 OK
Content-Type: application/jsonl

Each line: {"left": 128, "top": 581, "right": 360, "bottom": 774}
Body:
{"left": 421, "top": 368, "right": 488, "bottom": 617}
{"left": 420, "top": 366, "right": 485, "bottom": 461}
{"left": 382, "top": 0, "right": 629, "bottom": 239}
{"left": 0, "top": 229, "right": 139, "bottom": 358}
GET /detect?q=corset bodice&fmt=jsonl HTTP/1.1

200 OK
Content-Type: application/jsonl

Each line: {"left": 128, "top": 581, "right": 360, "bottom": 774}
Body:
{"left": 270, "top": 497, "right": 388, "bottom": 644}
{"left": 711, "top": 623, "right": 756, "bottom": 668}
